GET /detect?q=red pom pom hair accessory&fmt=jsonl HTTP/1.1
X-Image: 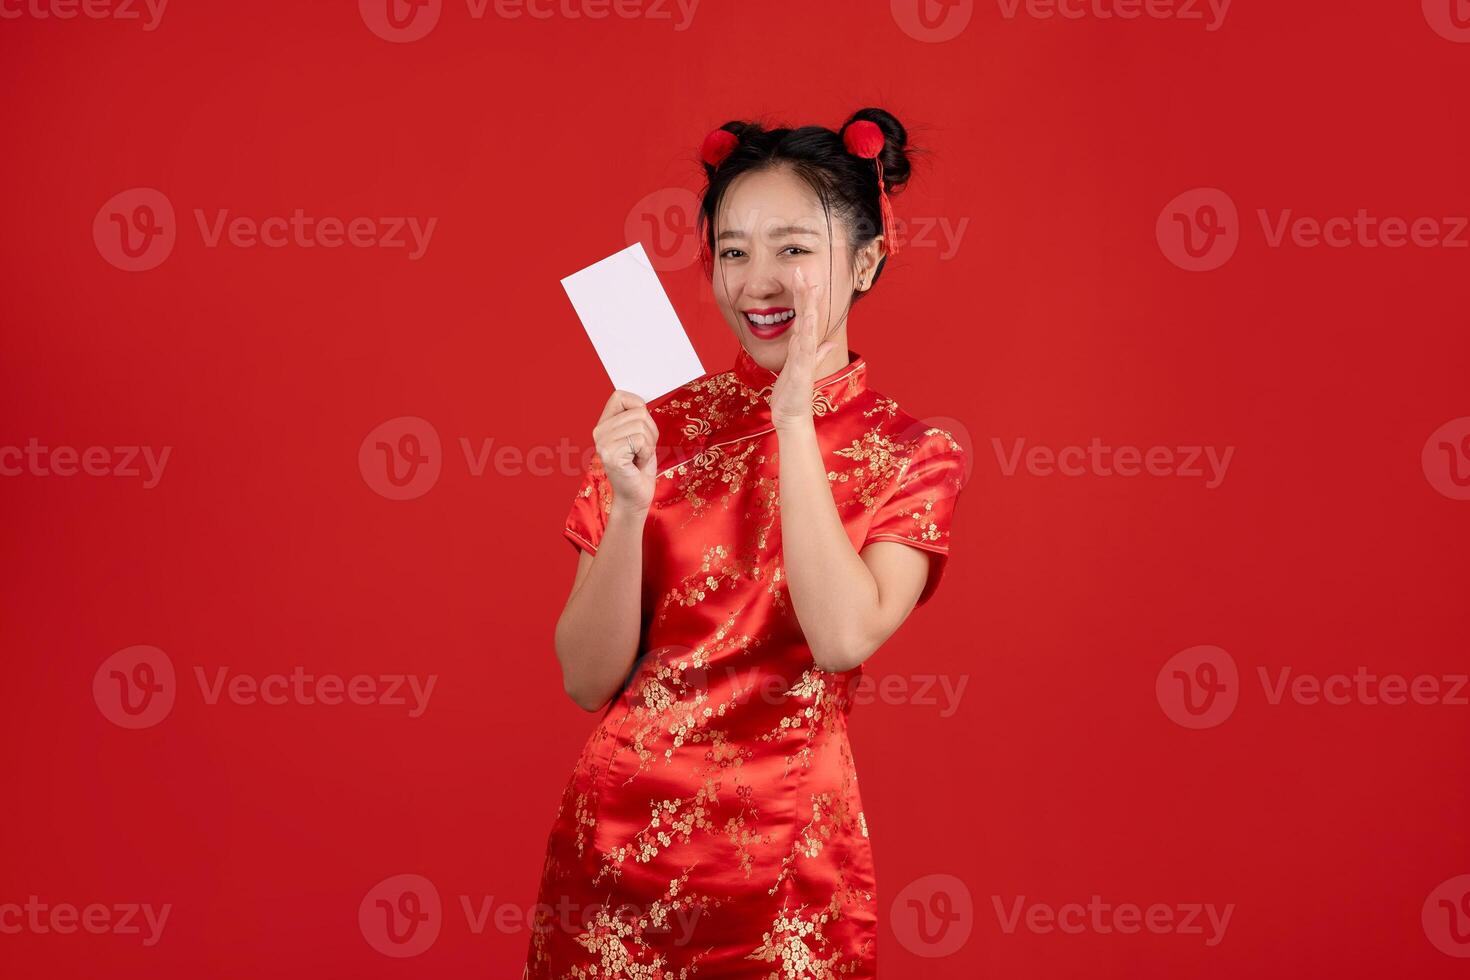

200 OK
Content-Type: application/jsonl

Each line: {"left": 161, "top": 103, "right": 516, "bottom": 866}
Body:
{"left": 842, "top": 120, "right": 900, "bottom": 257}
{"left": 697, "top": 128, "right": 739, "bottom": 277}
{"left": 701, "top": 128, "right": 738, "bottom": 168}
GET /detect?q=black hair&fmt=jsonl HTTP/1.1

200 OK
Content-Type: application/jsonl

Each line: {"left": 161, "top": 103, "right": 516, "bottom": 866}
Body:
{"left": 695, "top": 108, "right": 918, "bottom": 322}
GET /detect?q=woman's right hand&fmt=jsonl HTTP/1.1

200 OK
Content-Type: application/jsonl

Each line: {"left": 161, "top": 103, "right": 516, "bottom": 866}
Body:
{"left": 594, "top": 390, "right": 659, "bottom": 514}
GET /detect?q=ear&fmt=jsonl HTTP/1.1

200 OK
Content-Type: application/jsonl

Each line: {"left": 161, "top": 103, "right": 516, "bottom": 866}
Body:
{"left": 854, "top": 237, "right": 885, "bottom": 291}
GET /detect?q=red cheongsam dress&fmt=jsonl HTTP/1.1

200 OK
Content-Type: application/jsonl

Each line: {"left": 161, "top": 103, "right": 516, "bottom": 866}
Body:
{"left": 524, "top": 346, "right": 968, "bottom": 979}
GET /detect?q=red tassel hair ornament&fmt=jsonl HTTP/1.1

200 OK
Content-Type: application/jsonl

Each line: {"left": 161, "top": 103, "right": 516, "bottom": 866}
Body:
{"left": 842, "top": 120, "right": 901, "bottom": 257}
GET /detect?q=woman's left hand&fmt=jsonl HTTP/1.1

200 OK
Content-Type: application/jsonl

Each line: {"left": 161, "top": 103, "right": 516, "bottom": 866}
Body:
{"left": 770, "top": 267, "right": 841, "bottom": 432}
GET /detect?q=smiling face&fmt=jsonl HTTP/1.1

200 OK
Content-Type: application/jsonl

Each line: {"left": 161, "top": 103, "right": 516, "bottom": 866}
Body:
{"left": 710, "top": 165, "right": 882, "bottom": 375}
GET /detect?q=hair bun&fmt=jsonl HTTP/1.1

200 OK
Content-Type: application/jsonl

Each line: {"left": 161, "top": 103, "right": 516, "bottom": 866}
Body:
{"left": 841, "top": 108, "right": 911, "bottom": 193}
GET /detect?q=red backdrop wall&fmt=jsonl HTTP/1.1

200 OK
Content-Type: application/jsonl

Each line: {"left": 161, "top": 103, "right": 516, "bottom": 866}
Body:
{"left": 3, "top": 1, "right": 1468, "bottom": 977}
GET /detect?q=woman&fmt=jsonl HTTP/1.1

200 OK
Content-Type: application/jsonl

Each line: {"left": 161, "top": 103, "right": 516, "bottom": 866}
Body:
{"left": 525, "top": 107, "right": 968, "bottom": 979}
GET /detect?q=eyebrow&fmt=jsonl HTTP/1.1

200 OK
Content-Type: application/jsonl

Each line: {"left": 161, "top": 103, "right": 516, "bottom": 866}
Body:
{"left": 716, "top": 225, "right": 821, "bottom": 242}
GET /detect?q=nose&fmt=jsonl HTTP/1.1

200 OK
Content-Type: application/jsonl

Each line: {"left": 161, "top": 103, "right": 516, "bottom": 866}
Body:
{"left": 743, "top": 252, "right": 785, "bottom": 300}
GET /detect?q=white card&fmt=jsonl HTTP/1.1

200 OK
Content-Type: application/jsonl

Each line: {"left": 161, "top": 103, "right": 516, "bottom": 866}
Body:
{"left": 560, "top": 242, "right": 705, "bottom": 402}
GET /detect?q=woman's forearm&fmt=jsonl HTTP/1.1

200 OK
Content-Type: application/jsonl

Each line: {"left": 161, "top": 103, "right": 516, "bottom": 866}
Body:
{"left": 777, "top": 422, "right": 882, "bottom": 672}
{"left": 554, "top": 503, "right": 648, "bottom": 711}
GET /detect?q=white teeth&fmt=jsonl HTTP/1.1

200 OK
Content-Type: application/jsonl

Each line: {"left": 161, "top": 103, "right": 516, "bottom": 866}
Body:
{"left": 746, "top": 310, "right": 795, "bottom": 326}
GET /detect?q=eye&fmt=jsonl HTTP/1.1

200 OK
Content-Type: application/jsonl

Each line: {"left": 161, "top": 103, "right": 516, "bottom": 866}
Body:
{"left": 718, "top": 248, "right": 746, "bottom": 259}
{"left": 782, "top": 247, "right": 810, "bottom": 256}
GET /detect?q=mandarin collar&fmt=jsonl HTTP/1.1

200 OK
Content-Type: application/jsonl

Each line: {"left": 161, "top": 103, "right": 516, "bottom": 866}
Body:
{"left": 731, "top": 345, "right": 869, "bottom": 415}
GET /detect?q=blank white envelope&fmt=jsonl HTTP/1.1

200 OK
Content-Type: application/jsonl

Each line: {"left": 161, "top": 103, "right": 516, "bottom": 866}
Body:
{"left": 560, "top": 242, "right": 706, "bottom": 402}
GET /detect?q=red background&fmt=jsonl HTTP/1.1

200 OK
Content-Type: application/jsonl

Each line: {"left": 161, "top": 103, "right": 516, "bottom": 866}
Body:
{"left": 2, "top": 1, "right": 1468, "bottom": 976}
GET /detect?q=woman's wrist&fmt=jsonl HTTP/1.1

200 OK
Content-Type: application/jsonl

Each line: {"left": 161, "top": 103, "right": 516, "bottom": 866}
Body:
{"left": 774, "top": 417, "right": 818, "bottom": 440}
{"left": 608, "top": 500, "right": 651, "bottom": 524}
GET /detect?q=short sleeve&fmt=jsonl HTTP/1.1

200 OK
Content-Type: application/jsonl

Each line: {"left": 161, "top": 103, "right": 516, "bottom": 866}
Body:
{"left": 862, "top": 428, "right": 968, "bottom": 607}
{"left": 563, "top": 454, "right": 614, "bottom": 555}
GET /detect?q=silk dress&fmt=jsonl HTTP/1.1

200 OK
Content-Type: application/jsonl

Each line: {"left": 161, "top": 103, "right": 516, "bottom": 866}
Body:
{"left": 524, "top": 346, "right": 968, "bottom": 979}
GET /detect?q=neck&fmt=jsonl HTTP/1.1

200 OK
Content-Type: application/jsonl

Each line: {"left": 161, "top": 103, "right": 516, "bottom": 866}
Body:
{"left": 812, "top": 342, "right": 849, "bottom": 379}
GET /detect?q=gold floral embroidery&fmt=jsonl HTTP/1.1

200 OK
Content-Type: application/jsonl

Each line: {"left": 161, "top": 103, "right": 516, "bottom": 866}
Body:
{"left": 923, "top": 425, "right": 963, "bottom": 452}
{"left": 862, "top": 396, "right": 898, "bottom": 418}
{"left": 666, "top": 440, "right": 760, "bottom": 528}
{"left": 750, "top": 475, "right": 781, "bottom": 551}
{"left": 566, "top": 869, "right": 719, "bottom": 979}
{"left": 656, "top": 545, "right": 761, "bottom": 625}
{"left": 894, "top": 496, "right": 943, "bottom": 543}
{"left": 610, "top": 610, "right": 761, "bottom": 782}
{"left": 766, "top": 791, "right": 862, "bottom": 896}
{"left": 576, "top": 461, "right": 615, "bottom": 519}
{"left": 743, "top": 897, "right": 851, "bottom": 979}
{"left": 827, "top": 430, "right": 910, "bottom": 511}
